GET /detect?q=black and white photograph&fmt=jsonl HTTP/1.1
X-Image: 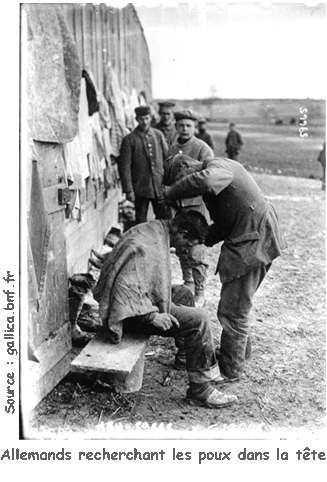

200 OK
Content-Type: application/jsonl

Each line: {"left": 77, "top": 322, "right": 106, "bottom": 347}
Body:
{"left": 2, "top": 1, "right": 326, "bottom": 457}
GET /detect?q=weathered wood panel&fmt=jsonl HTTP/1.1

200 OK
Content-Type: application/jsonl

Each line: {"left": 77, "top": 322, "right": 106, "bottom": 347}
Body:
{"left": 29, "top": 208, "right": 69, "bottom": 347}
{"left": 81, "top": 5, "right": 92, "bottom": 73}
{"left": 60, "top": 3, "right": 152, "bottom": 100}
{"left": 43, "top": 184, "right": 67, "bottom": 214}
{"left": 71, "top": 332, "right": 148, "bottom": 392}
{"left": 24, "top": 351, "right": 72, "bottom": 414}
{"left": 28, "top": 323, "right": 71, "bottom": 381}
{"left": 30, "top": 143, "right": 69, "bottom": 347}
{"left": 60, "top": 3, "right": 152, "bottom": 277}
{"left": 25, "top": 3, "right": 152, "bottom": 410}
{"left": 73, "top": 6, "right": 84, "bottom": 64}
{"left": 72, "top": 333, "right": 148, "bottom": 377}
{"left": 64, "top": 188, "right": 121, "bottom": 277}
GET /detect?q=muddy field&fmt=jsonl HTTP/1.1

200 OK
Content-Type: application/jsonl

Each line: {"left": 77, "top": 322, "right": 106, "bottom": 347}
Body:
{"left": 27, "top": 169, "right": 326, "bottom": 440}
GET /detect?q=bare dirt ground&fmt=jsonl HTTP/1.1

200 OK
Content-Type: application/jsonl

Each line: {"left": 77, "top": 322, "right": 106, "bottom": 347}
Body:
{"left": 27, "top": 172, "right": 326, "bottom": 440}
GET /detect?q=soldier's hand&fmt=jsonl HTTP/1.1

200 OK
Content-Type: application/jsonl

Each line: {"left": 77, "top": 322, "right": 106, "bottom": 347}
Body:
{"left": 150, "top": 313, "right": 180, "bottom": 331}
{"left": 126, "top": 191, "right": 135, "bottom": 203}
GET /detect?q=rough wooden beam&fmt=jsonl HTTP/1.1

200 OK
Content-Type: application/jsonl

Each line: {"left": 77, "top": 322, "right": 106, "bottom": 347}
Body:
{"left": 71, "top": 332, "right": 148, "bottom": 393}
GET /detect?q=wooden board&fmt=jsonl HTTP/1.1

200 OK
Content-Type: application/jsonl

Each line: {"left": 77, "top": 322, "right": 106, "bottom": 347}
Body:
{"left": 22, "top": 352, "right": 72, "bottom": 418}
{"left": 28, "top": 322, "right": 71, "bottom": 380}
{"left": 71, "top": 332, "right": 148, "bottom": 377}
{"left": 25, "top": 143, "right": 71, "bottom": 411}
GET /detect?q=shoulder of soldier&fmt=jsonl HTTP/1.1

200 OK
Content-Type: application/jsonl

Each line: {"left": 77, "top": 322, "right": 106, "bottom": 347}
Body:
{"left": 121, "top": 130, "right": 135, "bottom": 145}
{"left": 151, "top": 126, "right": 163, "bottom": 134}
{"left": 151, "top": 127, "right": 167, "bottom": 140}
{"left": 192, "top": 136, "right": 208, "bottom": 147}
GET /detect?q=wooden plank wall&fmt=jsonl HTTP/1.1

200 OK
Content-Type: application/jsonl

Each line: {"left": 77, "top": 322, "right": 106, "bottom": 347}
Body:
{"left": 25, "top": 142, "right": 72, "bottom": 411}
{"left": 60, "top": 3, "right": 152, "bottom": 276}
{"left": 61, "top": 3, "right": 152, "bottom": 100}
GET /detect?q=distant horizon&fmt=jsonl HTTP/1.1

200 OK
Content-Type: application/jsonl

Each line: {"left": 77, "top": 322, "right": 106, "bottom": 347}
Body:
{"left": 152, "top": 96, "right": 326, "bottom": 102}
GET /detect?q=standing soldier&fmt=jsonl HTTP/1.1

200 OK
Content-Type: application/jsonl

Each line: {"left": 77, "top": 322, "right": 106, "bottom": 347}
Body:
{"left": 118, "top": 105, "right": 168, "bottom": 224}
{"left": 165, "top": 155, "right": 287, "bottom": 381}
{"left": 164, "top": 109, "right": 214, "bottom": 308}
{"left": 225, "top": 122, "right": 243, "bottom": 161}
{"left": 195, "top": 117, "right": 215, "bottom": 152}
{"left": 317, "top": 142, "right": 326, "bottom": 191}
{"left": 154, "top": 101, "right": 177, "bottom": 147}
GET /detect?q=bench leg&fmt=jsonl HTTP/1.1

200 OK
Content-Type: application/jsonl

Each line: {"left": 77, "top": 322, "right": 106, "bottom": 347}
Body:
{"left": 108, "top": 345, "right": 146, "bottom": 393}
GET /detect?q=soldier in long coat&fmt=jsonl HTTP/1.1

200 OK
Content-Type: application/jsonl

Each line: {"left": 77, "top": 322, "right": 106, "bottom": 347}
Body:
{"left": 118, "top": 105, "right": 168, "bottom": 224}
{"left": 165, "top": 156, "right": 287, "bottom": 381}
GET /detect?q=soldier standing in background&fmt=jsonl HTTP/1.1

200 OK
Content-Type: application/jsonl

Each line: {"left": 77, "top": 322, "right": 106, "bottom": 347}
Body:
{"left": 154, "top": 101, "right": 177, "bottom": 147}
{"left": 118, "top": 105, "right": 168, "bottom": 224}
{"left": 164, "top": 109, "right": 214, "bottom": 309}
{"left": 195, "top": 117, "right": 215, "bottom": 152}
{"left": 225, "top": 122, "right": 243, "bottom": 161}
{"left": 317, "top": 142, "right": 326, "bottom": 191}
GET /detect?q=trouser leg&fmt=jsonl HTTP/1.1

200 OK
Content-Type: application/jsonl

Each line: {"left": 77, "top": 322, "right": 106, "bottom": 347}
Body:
{"left": 134, "top": 197, "right": 150, "bottom": 224}
{"left": 171, "top": 284, "right": 194, "bottom": 362}
{"left": 171, "top": 284, "right": 195, "bottom": 308}
{"left": 150, "top": 197, "right": 169, "bottom": 220}
{"left": 192, "top": 263, "right": 208, "bottom": 297}
{"left": 217, "top": 264, "right": 271, "bottom": 378}
{"left": 170, "top": 304, "right": 220, "bottom": 397}
{"left": 181, "top": 265, "right": 194, "bottom": 290}
{"left": 322, "top": 164, "right": 326, "bottom": 191}
{"left": 123, "top": 303, "right": 220, "bottom": 398}
{"left": 176, "top": 244, "right": 208, "bottom": 296}
{"left": 227, "top": 149, "right": 238, "bottom": 161}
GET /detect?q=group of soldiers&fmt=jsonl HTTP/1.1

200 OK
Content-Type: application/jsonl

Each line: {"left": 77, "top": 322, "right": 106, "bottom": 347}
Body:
{"left": 92, "top": 101, "right": 286, "bottom": 409}
{"left": 118, "top": 102, "right": 244, "bottom": 308}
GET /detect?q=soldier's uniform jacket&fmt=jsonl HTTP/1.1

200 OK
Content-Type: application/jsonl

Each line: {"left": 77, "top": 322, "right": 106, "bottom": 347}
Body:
{"left": 165, "top": 136, "right": 213, "bottom": 212}
{"left": 225, "top": 130, "right": 243, "bottom": 152}
{"left": 166, "top": 157, "right": 287, "bottom": 283}
{"left": 154, "top": 121, "right": 177, "bottom": 146}
{"left": 195, "top": 131, "right": 215, "bottom": 151}
{"left": 118, "top": 126, "right": 168, "bottom": 198}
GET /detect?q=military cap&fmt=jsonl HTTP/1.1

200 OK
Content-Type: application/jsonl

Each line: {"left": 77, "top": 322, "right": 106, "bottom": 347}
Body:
{"left": 174, "top": 109, "right": 198, "bottom": 122}
{"left": 135, "top": 105, "right": 151, "bottom": 117}
{"left": 165, "top": 154, "right": 203, "bottom": 184}
{"left": 158, "top": 101, "right": 176, "bottom": 108}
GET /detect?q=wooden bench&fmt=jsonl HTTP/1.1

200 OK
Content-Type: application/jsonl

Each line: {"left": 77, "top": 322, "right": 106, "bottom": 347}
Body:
{"left": 70, "top": 332, "right": 148, "bottom": 393}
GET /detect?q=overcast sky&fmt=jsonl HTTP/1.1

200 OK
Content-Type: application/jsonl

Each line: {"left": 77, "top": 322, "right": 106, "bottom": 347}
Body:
{"left": 135, "top": 2, "right": 326, "bottom": 100}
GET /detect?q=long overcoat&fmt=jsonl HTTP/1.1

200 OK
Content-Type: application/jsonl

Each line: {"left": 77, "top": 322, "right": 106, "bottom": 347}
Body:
{"left": 118, "top": 126, "right": 168, "bottom": 198}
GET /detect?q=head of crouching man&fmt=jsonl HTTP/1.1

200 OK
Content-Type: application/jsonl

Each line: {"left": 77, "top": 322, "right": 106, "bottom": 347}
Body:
{"left": 169, "top": 210, "right": 209, "bottom": 255}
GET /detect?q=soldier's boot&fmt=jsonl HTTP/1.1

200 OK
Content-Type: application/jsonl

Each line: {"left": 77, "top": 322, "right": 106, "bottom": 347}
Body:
{"left": 173, "top": 337, "right": 186, "bottom": 370}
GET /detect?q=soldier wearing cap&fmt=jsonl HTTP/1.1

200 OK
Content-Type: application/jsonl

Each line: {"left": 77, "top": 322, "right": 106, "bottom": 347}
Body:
{"left": 154, "top": 101, "right": 178, "bottom": 146}
{"left": 164, "top": 109, "right": 214, "bottom": 309}
{"left": 165, "top": 155, "right": 287, "bottom": 381}
{"left": 195, "top": 117, "right": 215, "bottom": 152}
{"left": 225, "top": 122, "right": 243, "bottom": 161}
{"left": 118, "top": 105, "right": 169, "bottom": 224}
